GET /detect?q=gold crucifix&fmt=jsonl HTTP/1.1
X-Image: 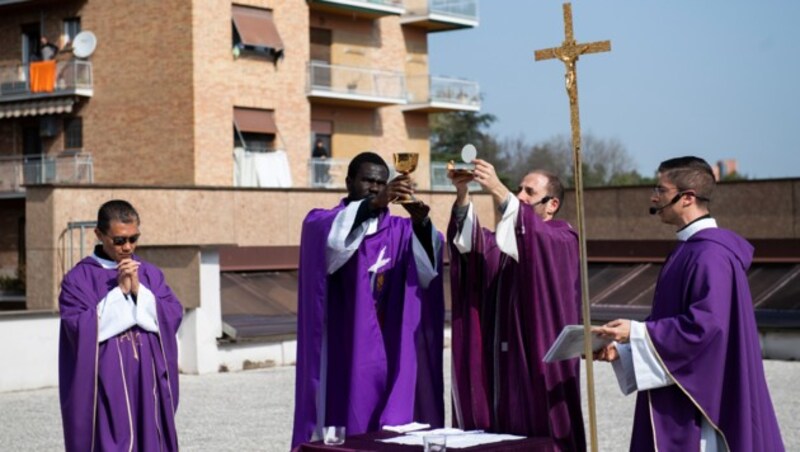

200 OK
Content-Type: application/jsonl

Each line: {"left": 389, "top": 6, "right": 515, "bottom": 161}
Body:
{"left": 535, "top": 4, "right": 610, "bottom": 452}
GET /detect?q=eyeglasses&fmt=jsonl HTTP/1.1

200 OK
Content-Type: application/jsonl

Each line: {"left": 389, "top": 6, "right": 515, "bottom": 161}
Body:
{"left": 652, "top": 185, "right": 679, "bottom": 195}
{"left": 107, "top": 233, "right": 140, "bottom": 246}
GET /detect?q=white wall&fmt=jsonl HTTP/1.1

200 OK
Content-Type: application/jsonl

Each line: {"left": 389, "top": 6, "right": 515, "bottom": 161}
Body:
{"left": 0, "top": 313, "right": 60, "bottom": 392}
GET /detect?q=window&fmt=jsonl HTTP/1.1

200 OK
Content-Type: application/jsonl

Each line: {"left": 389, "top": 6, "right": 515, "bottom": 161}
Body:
{"left": 231, "top": 5, "right": 284, "bottom": 60}
{"left": 64, "top": 117, "right": 83, "bottom": 149}
{"left": 311, "top": 120, "right": 333, "bottom": 156}
{"left": 233, "top": 108, "right": 277, "bottom": 152}
{"left": 63, "top": 18, "right": 81, "bottom": 46}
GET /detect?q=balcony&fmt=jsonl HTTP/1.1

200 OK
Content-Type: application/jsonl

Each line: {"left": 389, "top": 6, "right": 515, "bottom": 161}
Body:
{"left": 0, "top": 60, "right": 93, "bottom": 103}
{"left": 0, "top": 153, "right": 93, "bottom": 195}
{"left": 405, "top": 75, "right": 480, "bottom": 113}
{"left": 308, "top": 0, "right": 404, "bottom": 18}
{"left": 401, "top": 0, "right": 479, "bottom": 31}
{"left": 307, "top": 61, "right": 407, "bottom": 107}
{"left": 309, "top": 157, "right": 349, "bottom": 189}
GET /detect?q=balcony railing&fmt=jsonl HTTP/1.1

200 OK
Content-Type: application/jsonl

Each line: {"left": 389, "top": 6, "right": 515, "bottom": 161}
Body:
{"left": 309, "top": 159, "right": 481, "bottom": 191}
{"left": 0, "top": 60, "right": 93, "bottom": 101}
{"left": 307, "top": 61, "right": 407, "bottom": 106}
{"left": 0, "top": 153, "right": 93, "bottom": 193}
{"left": 309, "top": 0, "right": 405, "bottom": 16}
{"left": 402, "top": 0, "right": 479, "bottom": 29}
{"left": 430, "top": 161, "right": 481, "bottom": 191}
{"left": 308, "top": 157, "right": 349, "bottom": 189}
{"left": 406, "top": 75, "right": 480, "bottom": 111}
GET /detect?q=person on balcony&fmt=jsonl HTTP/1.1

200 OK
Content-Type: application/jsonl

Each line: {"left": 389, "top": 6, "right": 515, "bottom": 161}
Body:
{"left": 39, "top": 36, "right": 60, "bottom": 61}
{"left": 447, "top": 160, "right": 585, "bottom": 451}
{"left": 292, "top": 152, "right": 445, "bottom": 448}
{"left": 58, "top": 200, "right": 183, "bottom": 452}
{"left": 312, "top": 138, "right": 331, "bottom": 185}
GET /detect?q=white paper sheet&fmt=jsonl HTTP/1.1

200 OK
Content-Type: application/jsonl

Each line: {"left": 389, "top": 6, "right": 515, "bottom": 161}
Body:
{"left": 378, "top": 430, "right": 525, "bottom": 449}
{"left": 379, "top": 429, "right": 525, "bottom": 449}
{"left": 382, "top": 422, "right": 431, "bottom": 433}
{"left": 543, "top": 324, "right": 613, "bottom": 362}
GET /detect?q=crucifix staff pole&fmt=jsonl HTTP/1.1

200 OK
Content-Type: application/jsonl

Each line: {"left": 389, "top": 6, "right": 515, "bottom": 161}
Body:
{"left": 534, "top": 3, "right": 611, "bottom": 451}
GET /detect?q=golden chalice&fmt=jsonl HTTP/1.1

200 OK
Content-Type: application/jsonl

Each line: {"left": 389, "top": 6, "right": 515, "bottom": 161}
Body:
{"left": 392, "top": 152, "right": 419, "bottom": 204}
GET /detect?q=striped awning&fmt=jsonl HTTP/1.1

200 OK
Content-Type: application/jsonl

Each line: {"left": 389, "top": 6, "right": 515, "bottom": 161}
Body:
{"left": 0, "top": 98, "right": 75, "bottom": 118}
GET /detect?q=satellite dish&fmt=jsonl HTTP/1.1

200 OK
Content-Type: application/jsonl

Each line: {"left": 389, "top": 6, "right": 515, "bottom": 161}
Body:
{"left": 72, "top": 31, "right": 97, "bottom": 58}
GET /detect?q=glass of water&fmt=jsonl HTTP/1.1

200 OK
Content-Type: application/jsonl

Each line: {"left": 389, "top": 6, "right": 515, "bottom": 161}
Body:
{"left": 323, "top": 426, "right": 345, "bottom": 445}
{"left": 423, "top": 434, "right": 446, "bottom": 452}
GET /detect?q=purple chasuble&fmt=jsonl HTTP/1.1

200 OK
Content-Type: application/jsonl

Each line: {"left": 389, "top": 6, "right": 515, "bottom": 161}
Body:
{"left": 630, "top": 228, "right": 784, "bottom": 451}
{"left": 292, "top": 200, "right": 445, "bottom": 448}
{"left": 449, "top": 204, "right": 585, "bottom": 451}
{"left": 58, "top": 256, "right": 183, "bottom": 452}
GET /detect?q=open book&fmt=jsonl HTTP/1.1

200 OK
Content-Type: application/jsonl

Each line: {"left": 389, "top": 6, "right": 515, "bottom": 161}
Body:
{"left": 543, "top": 325, "right": 613, "bottom": 362}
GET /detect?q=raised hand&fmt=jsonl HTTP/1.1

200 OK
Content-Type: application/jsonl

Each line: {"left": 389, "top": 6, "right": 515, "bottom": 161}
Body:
{"left": 472, "top": 158, "right": 510, "bottom": 204}
{"left": 402, "top": 199, "right": 431, "bottom": 225}
{"left": 371, "top": 174, "right": 414, "bottom": 209}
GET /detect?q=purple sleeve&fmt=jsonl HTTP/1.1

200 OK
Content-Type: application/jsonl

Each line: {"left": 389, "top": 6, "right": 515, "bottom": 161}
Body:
{"left": 446, "top": 208, "right": 498, "bottom": 430}
{"left": 58, "top": 268, "right": 101, "bottom": 452}
{"left": 645, "top": 249, "right": 733, "bottom": 415}
{"left": 413, "top": 229, "right": 445, "bottom": 427}
{"left": 141, "top": 262, "right": 184, "bottom": 407}
{"left": 292, "top": 207, "right": 340, "bottom": 448}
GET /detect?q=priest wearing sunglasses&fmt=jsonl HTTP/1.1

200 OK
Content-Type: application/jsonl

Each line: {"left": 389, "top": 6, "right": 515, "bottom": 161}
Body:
{"left": 58, "top": 200, "right": 183, "bottom": 452}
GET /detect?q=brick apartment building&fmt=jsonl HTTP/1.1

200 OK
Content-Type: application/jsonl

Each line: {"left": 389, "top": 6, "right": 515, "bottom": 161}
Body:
{"left": 0, "top": 0, "right": 481, "bottom": 284}
{"left": 0, "top": 0, "right": 488, "bottom": 387}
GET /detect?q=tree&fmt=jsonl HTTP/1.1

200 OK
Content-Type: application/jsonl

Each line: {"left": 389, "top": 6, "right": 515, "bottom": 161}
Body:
{"left": 500, "top": 133, "right": 649, "bottom": 188}
{"left": 430, "top": 111, "right": 498, "bottom": 162}
{"left": 720, "top": 171, "right": 749, "bottom": 182}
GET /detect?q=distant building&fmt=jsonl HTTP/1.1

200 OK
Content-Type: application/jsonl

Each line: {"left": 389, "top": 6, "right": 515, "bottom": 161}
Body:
{"left": 714, "top": 158, "right": 738, "bottom": 179}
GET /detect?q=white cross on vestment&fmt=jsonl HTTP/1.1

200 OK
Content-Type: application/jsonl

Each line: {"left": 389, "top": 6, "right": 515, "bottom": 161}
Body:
{"left": 368, "top": 245, "right": 391, "bottom": 292}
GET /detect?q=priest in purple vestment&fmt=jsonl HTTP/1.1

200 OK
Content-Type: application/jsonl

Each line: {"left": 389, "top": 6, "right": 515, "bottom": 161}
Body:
{"left": 595, "top": 156, "right": 784, "bottom": 451}
{"left": 58, "top": 200, "right": 183, "bottom": 452}
{"left": 292, "top": 152, "right": 445, "bottom": 449}
{"left": 448, "top": 159, "right": 585, "bottom": 451}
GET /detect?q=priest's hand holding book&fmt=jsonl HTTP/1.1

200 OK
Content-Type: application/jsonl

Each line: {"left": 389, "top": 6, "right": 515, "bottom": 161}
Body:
{"left": 592, "top": 318, "right": 632, "bottom": 362}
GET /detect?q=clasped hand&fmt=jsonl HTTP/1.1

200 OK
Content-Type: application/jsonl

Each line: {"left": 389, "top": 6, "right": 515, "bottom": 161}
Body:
{"left": 117, "top": 258, "right": 140, "bottom": 296}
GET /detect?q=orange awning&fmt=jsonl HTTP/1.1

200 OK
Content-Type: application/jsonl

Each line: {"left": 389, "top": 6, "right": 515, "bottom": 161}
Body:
{"left": 232, "top": 5, "right": 284, "bottom": 52}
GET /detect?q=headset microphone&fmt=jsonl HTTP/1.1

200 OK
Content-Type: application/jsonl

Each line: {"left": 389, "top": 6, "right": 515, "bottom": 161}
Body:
{"left": 649, "top": 193, "right": 683, "bottom": 215}
{"left": 535, "top": 196, "right": 553, "bottom": 206}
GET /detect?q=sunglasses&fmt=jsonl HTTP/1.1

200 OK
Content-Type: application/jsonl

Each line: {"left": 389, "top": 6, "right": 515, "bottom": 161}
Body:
{"left": 107, "top": 233, "right": 140, "bottom": 246}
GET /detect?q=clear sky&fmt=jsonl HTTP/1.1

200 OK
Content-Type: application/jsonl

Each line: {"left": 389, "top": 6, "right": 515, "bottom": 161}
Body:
{"left": 429, "top": 1, "right": 800, "bottom": 179}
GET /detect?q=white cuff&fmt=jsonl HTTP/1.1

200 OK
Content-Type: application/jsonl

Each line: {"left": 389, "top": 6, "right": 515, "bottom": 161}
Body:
{"left": 135, "top": 284, "right": 160, "bottom": 334}
{"left": 453, "top": 202, "right": 475, "bottom": 254}
{"left": 611, "top": 342, "right": 638, "bottom": 395}
{"left": 630, "top": 320, "right": 674, "bottom": 390}
{"left": 495, "top": 194, "right": 519, "bottom": 262}
{"left": 326, "top": 200, "right": 371, "bottom": 274}
{"left": 97, "top": 287, "right": 137, "bottom": 343}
